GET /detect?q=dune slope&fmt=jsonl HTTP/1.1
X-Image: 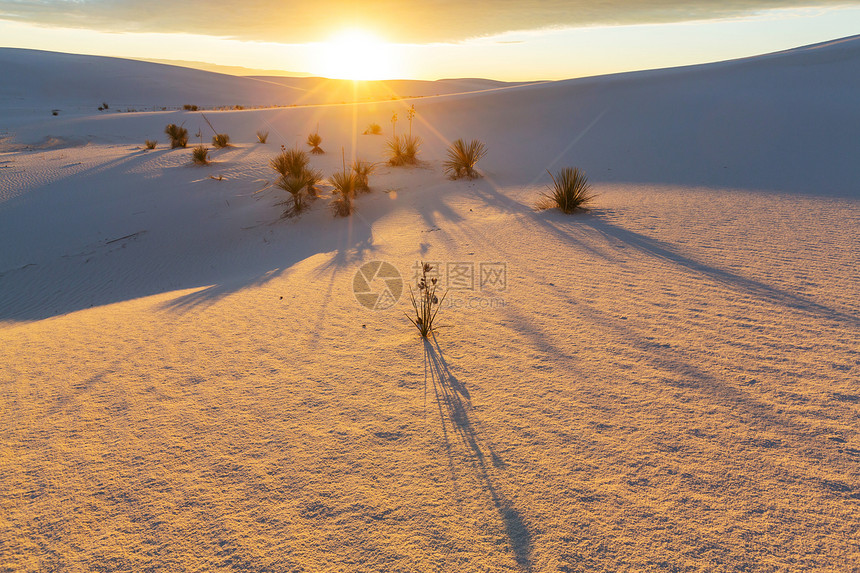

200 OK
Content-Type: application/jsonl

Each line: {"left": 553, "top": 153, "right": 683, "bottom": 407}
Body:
{"left": 1, "top": 37, "right": 858, "bottom": 572}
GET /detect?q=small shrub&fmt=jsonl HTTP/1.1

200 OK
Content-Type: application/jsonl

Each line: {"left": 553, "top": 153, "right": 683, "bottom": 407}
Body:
{"left": 351, "top": 160, "right": 376, "bottom": 193}
{"left": 386, "top": 134, "right": 421, "bottom": 166}
{"left": 307, "top": 132, "right": 324, "bottom": 154}
{"left": 406, "top": 262, "right": 447, "bottom": 338}
{"left": 444, "top": 138, "right": 487, "bottom": 179}
{"left": 165, "top": 123, "right": 189, "bottom": 148}
{"left": 329, "top": 170, "right": 356, "bottom": 217}
{"left": 364, "top": 123, "right": 382, "bottom": 135}
{"left": 275, "top": 174, "right": 312, "bottom": 217}
{"left": 537, "top": 167, "right": 595, "bottom": 214}
{"left": 192, "top": 145, "right": 210, "bottom": 165}
{"left": 270, "top": 145, "right": 310, "bottom": 178}
{"left": 144, "top": 139, "right": 157, "bottom": 150}
{"left": 183, "top": 104, "right": 198, "bottom": 111}
{"left": 256, "top": 130, "right": 269, "bottom": 144}
{"left": 303, "top": 166, "right": 323, "bottom": 197}
{"left": 212, "top": 133, "right": 230, "bottom": 148}
{"left": 102, "top": 102, "right": 109, "bottom": 110}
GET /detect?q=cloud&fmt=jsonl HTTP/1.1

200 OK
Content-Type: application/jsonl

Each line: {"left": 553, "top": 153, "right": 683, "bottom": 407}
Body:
{"left": 0, "top": 0, "right": 853, "bottom": 43}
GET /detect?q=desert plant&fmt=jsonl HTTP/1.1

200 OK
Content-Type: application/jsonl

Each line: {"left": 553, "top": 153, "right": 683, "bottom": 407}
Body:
{"left": 192, "top": 144, "right": 210, "bottom": 165}
{"left": 444, "top": 138, "right": 487, "bottom": 179}
{"left": 386, "top": 134, "right": 421, "bottom": 166}
{"left": 364, "top": 123, "right": 382, "bottom": 135}
{"left": 407, "top": 104, "right": 416, "bottom": 138}
{"left": 275, "top": 174, "right": 312, "bottom": 217}
{"left": 144, "top": 139, "right": 157, "bottom": 150}
{"left": 256, "top": 130, "right": 269, "bottom": 143}
{"left": 270, "top": 145, "right": 310, "bottom": 178}
{"left": 165, "top": 123, "right": 189, "bottom": 148}
{"left": 329, "top": 169, "right": 357, "bottom": 216}
{"left": 307, "top": 132, "right": 324, "bottom": 154}
{"left": 351, "top": 160, "right": 377, "bottom": 193}
{"left": 537, "top": 167, "right": 595, "bottom": 214}
{"left": 212, "top": 133, "right": 230, "bottom": 148}
{"left": 406, "top": 262, "right": 447, "bottom": 338}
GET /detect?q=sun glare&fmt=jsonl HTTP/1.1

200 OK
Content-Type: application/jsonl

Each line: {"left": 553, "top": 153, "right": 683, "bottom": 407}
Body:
{"left": 312, "top": 30, "right": 396, "bottom": 80}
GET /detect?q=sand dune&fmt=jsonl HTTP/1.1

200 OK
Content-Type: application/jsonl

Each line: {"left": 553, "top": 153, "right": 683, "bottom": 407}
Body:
{"left": 1, "top": 37, "right": 858, "bottom": 571}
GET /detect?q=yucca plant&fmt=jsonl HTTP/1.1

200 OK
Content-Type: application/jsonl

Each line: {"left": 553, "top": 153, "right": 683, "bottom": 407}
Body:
{"left": 270, "top": 145, "right": 310, "bottom": 178}
{"left": 329, "top": 169, "right": 356, "bottom": 217}
{"left": 307, "top": 132, "right": 324, "bottom": 154}
{"left": 212, "top": 133, "right": 230, "bottom": 148}
{"left": 538, "top": 167, "right": 596, "bottom": 214}
{"left": 192, "top": 144, "right": 210, "bottom": 165}
{"left": 144, "top": 139, "right": 157, "bottom": 150}
{"left": 406, "top": 262, "right": 447, "bottom": 338}
{"left": 275, "top": 174, "right": 312, "bottom": 217}
{"left": 351, "top": 160, "right": 376, "bottom": 193}
{"left": 386, "top": 134, "right": 421, "bottom": 166}
{"left": 165, "top": 123, "right": 188, "bottom": 148}
{"left": 256, "top": 130, "right": 269, "bottom": 143}
{"left": 364, "top": 123, "right": 382, "bottom": 135}
{"left": 444, "top": 138, "right": 487, "bottom": 179}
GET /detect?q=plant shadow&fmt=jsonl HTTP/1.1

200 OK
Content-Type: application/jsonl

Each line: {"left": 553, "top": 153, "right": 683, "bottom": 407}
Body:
{"left": 423, "top": 336, "right": 532, "bottom": 571}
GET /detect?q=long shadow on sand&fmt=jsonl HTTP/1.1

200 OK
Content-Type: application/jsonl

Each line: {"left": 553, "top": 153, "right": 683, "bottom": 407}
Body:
{"left": 575, "top": 216, "right": 860, "bottom": 328}
{"left": 424, "top": 337, "right": 533, "bottom": 571}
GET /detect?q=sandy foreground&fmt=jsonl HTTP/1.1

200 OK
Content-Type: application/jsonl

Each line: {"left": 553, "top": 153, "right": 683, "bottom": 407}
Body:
{"left": 1, "top": 39, "right": 859, "bottom": 571}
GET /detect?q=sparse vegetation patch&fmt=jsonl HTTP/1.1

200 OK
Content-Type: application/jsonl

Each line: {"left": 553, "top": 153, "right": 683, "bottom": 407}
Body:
{"left": 165, "top": 124, "right": 189, "bottom": 148}
{"left": 192, "top": 145, "right": 210, "bottom": 165}
{"left": 386, "top": 134, "right": 421, "bottom": 166}
{"left": 406, "top": 262, "right": 446, "bottom": 338}
{"left": 444, "top": 138, "right": 487, "bottom": 179}
{"left": 329, "top": 169, "right": 356, "bottom": 217}
{"left": 351, "top": 160, "right": 376, "bottom": 193}
{"left": 307, "top": 132, "right": 324, "bottom": 154}
{"left": 212, "top": 133, "right": 230, "bottom": 148}
{"left": 537, "top": 167, "right": 595, "bottom": 214}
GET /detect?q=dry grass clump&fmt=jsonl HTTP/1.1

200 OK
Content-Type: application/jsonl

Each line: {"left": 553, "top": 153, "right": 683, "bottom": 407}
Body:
{"left": 212, "top": 133, "right": 230, "bottom": 148}
{"left": 407, "top": 262, "right": 446, "bottom": 338}
{"left": 537, "top": 167, "right": 595, "bottom": 214}
{"left": 275, "top": 172, "right": 317, "bottom": 217}
{"left": 270, "top": 146, "right": 321, "bottom": 217}
{"left": 144, "top": 140, "right": 157, "bottom": 150}
{"left": 329, "top": 169, "right": 356, "bottom": 217}
{"left": 270, "top": 146, "right": 309, "bottom": 178}
{"left": 164, "top": 124, "right": 189, "bottom": 148}
{"left": 364, "top": 123, "right": 382, "bottom": 135}
{"left": 307, "top": 132, "right": 324, "bottom": 154}
{"left": 192, "top": 145, "right": 210, "bottom": 165}
{"left": 386, "top": 134, "right": 421, "bottom": 166}
{"left": 444, "top": 138, "right": 487, "bottom": 179}
{"left": 256, "top": 130, "right": 269, "bottom": 144}
{"left": 351, "top": 160, "right": 377, "bottom": 193}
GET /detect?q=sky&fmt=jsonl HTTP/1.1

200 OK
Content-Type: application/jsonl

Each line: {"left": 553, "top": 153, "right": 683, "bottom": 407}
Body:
{"left": 0, "top": 1, "right": 859, "bottom": 80}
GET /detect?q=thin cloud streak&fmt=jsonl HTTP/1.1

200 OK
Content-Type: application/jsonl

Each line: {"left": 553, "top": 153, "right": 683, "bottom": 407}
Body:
{"left": 0, "top": 0, "right": 855, "bottom": 43}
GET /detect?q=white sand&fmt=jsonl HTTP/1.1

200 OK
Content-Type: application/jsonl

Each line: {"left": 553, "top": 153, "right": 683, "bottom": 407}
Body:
{"left": 1, "top": 38, "right": 859, "bottom": 571}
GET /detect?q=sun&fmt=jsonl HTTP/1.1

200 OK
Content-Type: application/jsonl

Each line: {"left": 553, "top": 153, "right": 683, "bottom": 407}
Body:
{"left": 312, "top": 30, "right": 397, "bottom": 81}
